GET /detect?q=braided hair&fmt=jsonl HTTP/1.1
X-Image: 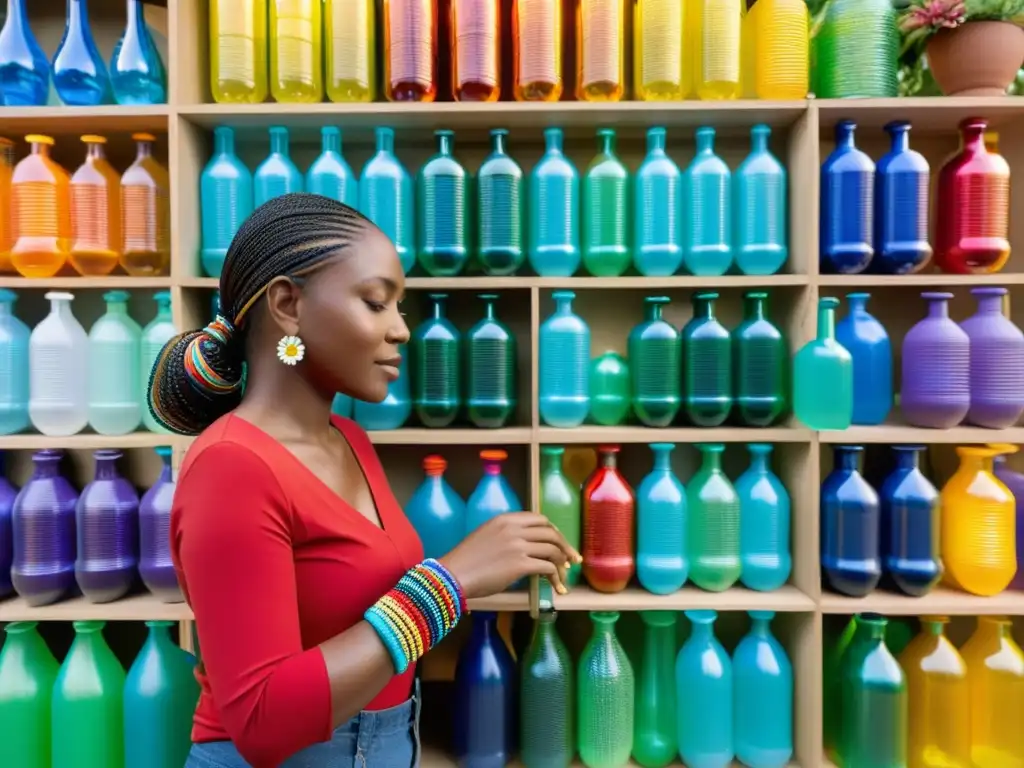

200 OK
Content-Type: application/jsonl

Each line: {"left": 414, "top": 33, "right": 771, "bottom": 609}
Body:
{"left": 149, "top": 193, "right": 374, "bottom": 436}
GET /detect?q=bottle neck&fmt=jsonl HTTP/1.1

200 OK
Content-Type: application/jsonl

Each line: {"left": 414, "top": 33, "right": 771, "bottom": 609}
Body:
{"left": 599, "top": 451, "right": 618, "bottom": 470}
{"left": 646, "top": 303, "right": 663, "bottom": 322}
{"left": 482, "top": 301, "right": 495, "bottom": 320}
{"left": 700, "top": 450, "right": 722, "bottom": 472}
{"left": 482, "top": 460, "right": 502, "bottom": 477}
{"left": 146, "top": 621, "right": 174, "bottom": 647}
{"left": 652, "top": 448, "right": 671, "bottom": 471}
{"left": 491, "top": 133, "right": 507, "bottom": 154}
{"left": 750, "top": 617, "right": 770, "bottom": 636}
{"left": 322, "top": 130, "right": 341, "bottom": 155}
{"left": 959, "top": 453, "right": 991, "bottom": 474}
{"left": 647, "top": 131, "right": 666, "bottom": 154}
{"left": 376, "top": 130, "right": 394, "bottom": 155}
{"left": 431, "top": 300, "right": 446, "bottom": 321}
{"left": 49, "top": 298, "right": 72, "bottom": 320}
{"left": 31, "top": 143, "right": 49, "bottom": 158}
{"left": 437, "top": 134, "right": 453, "bottom": 155}
{"left": 68, "top": 0, "right": 88, "bottom": 34}
{"left": 847, "top": 296, "right": 868, "bottom": 316}
{"left": 8, "top": 0, "right": 26, "bottom": 24}
{"left": 695, "top": 131, "right": 714, "bottom": 154}
{"left": 472, "top": 613, "right": 498, "bottom": 639}
{"left": 94, "top": 457, "right": 119, "bottom": 480}
{"left": 541, "top": 451, "right": 563, "bottom": 475}
{"left": 599, "top": 133, "right": 615, "bottom": 155}
{"left": 748, "top": 451, "right": 769, "bottom": 472}
{"left": 923, "top": 619, "right": 947, "bottom": 637}
{"left": 545, "top": 130, "right": 563, "bottom": 154}
{"left": 269, "top": 132, "right": 288, "bottom": 156}
{"left": 816, "top": 305, "right": 836, "bottom": 340}
{"left": 888, "top": 127, "right": 909, "bottom": 152}
{"left": 926, "top": 298, "right": 950, "bottom": 319}
{"left": 962, "top": 125, "right": 986, "bottom": 152}
{"left": 750, "top": 129, "right": 768, "bottom": 152}
{"left": 744, "top": 295, "right": 766, "bottom": 320}
{"left": 106, "top": 300, "right": 128, "bottom": 315}
{"left": 555, "top": 297, "right": 573, "bottom": 314}
{"left": 976, "top": 295, "right": 1004, "bottom": 314}
{"left": 86, "top": 142, "right": 105, "bottom": 161}
{"left": 136, "top": 141, "right": 153, "bottom": 162}
{"left": 857, "top": 618, "right": 887, "bottom": 642}
{"left": 156, "top": 299, "right": 172, "bottom": 319}
{"left": 32, "top": 455, "right": 61, "bottom": 478}
{"left": 0, "top": 301, "right": 12, "bottom": 317}
{"left": 693, "top": 297, "right": 714, "bottom": 320}
{"left": 126, "top": 0, "right": 143, "bottom": 29}
{"left": 894, "top": 449, "right": 920, "bottom": 471}
{"left": 835, "top": 448, "right": 861, "bottom": 472}
{"left": 835, "top": 124, "right": 856, "bottom": 148}
{"left": 214, "top": 128, "right": 235, "bottom": 156}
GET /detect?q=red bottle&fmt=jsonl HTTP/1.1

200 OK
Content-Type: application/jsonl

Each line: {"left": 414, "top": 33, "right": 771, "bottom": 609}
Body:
{"left": 934, "top": 117, "right": 1011, "bottom": 274}
{"left": 582, "top": 445, "right": 635, "bottom": 593}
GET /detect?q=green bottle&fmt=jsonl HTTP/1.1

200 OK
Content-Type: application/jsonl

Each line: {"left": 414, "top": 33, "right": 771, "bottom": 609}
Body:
{"left": 629, "top": 296, "right": 681, "bottom": 428}
{"left": 539, "top": 446, "right": 581, "bottom": 587}
{"left": 88, "top": 289, "right": 143, "bottom": 436}
{"left": 0, "top": 622, "right": 60, "bottom": 768}
{"left": 589, "top": 351, "right": 631, "bottom": 426}
{"left": 520, "top": 611, "right": 574, "bottom": 768}
{"left": 633, "top": 612, "right": 677, "bottom": 768}
{"left": 687, "top": 444, "right": 741, "bottom": 592}
{"left": 477, "top": 128, "right": 524, "bottom": 276}
{"left": 794, "top": 297, "right": 853, "bottom": 430}
{"left": 52, "top": 621, "right": 126, "bottom": 768}
{"left": 417, "top": 130, "right": 469, "bottom": 277}
{"left": 141, "top": 290, "right": 177, "bottom": 433}
{"left": 733, "top": 291, "right": 787, "bottom": 427}
{"left": 578, "top": 611, "right": 634, "bottom": 768}
{"left": 583, "top": 129, "right": 629, "bottom": 277}
{"left": 465, "top": 294, "right": 516, "bottom": 429}
{"left": 412, "top": 293, "right": 461, "bottom": 428}
{"left": 823, "top": 616, "right": 858, "bottom": 762}
{"left": 683, "top": 291, "right": 733, "bottom": 427}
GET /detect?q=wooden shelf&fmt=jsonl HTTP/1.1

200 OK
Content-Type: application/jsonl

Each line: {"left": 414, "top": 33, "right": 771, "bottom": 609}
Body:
{"left": 820, "top": 587, "right": 1024, "bottom": 616}
{"left": 181, "top": 275, "right": 809, "bottom": 290}
{"left": 0, "top": 105, "right": 170, "bottom": 133}
{"left": 818, "top": 272, "right": 1024, "bottom": 287}
{"left": 0, "top": 593, "right": 190, "bottom": 622}
{"left": 0, "top": 432, "right": 179, "bottom": 451}
{"left": 819, "top": 423, "right": 1024, "bottom": 444}
{"left": 538, "top": 425, "right": 812, "bottom": 444}
{"left": 420, "top": 747, "right": 800, "bottom": 767}
{"left": 550, "top": 585, "right": 815, "bottom": 612}
{"left": 367, "top": 428, "right": 534, "bottom": 445}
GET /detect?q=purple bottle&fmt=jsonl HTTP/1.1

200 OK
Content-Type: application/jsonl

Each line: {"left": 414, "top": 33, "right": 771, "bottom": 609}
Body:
{"left": 0, "top": 453, "right": 18, "bottom": 598}
{"left": 139, "top": 445, "right": 182, "bottom": 602}
{"left": 11, "top": 450, "right": 78, "bottom": 606}
{"left": 75, "top": 449, "right": 140, "bottom": 603}
{"left": 993, "top": 452, "right": 1024, "bottom": 590}
{"left": 960, "top": 287, "right": 1024, "bottom": 429}
{"left": 900, "top": 292, "right": 970, "bottom": 429}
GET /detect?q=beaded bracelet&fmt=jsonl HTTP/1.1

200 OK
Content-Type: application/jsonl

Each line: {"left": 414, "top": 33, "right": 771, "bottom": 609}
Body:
{"left": 365, "top": 558, "right": 467, "bottom": 675}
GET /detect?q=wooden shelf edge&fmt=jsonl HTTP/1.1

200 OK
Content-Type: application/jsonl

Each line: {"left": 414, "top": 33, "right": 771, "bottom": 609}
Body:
{"left": 820, "top": 586, "right": 1024, "bottom": 616}
{"left": 551, "top": 585, "right": 815, "bottom": 612}
{"left": 0, "top": 432, "right": 180, "bottom": 451}
{"left": 0, "top": 593, "right": 190, "bottom": 622}
{"left": 819, "top": 273, "right": 1024, "bottom": 287}
{"left": 0, "top": 277, "right": 174, "bottom": 289}
{"left": 818, "top": 424, "right": 1024, "bottom": 444}
{"left": 180, "top": 275, "right": 811, "bottom": 290}
{"left": 538, "top": 425, "right": 812, "bottom": 444}
{"left": 420, "top": 746, "right": 800, "bottom": 767}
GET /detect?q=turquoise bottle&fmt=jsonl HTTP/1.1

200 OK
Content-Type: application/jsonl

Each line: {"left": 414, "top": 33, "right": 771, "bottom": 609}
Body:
{"left": 200, "top": 126, "right": 252, "bottom": 278}
{"left": 465, "top": 293, "right": 517, "bottom": 429}
{"left": 794, "top": 297, "right": 853, "bottom": 430}
{"left": 539, "top": 291, "right": 590, "bottom": 428}
{"left": 477, "top": 128, "right": 524, "bottom": 276}
{"left": 466, "top": 450, "right": 523, "bottom": 534}
{"left": 634, "top": 611, "right": 678, "bottom": 768}
{"left": 141, "top": 291, "right": 175, "bottom": 434}
{"left": 123, "top": 620, "right": 200, "bottom": 768}
{"left": 360, "top": 127, "right": 414, "bottom": 274}
{"left": 0, "top": 621, "right": 59, "bottom": 768}
{"left": 417, "top": 130, "right": 469, "bottom": 277}
{"left": 732, "top": 291, "right": 787, "bottom": 427}
{"left": 305, "top": 127, "right": 357, "bottom": 208}
{"left": 736, "top": 444, "right": 791, "bottom": 592}
{"left": 578, "top": 611, "right": 634, "bottom": 768}
{"left": 676, "top": 610, "right": 734, "bottom": 768}
{"left": 520, "top": 611, "right": 574, "bottom": 768}
{"left": 529, "top": 127, "right": 580, "bottom": 277}
{"left": 637, "top": 443, "right": 687, "bottom": 595}
{"left": 405, "top": 455, "right": 465, "bottom": 560}
{"left": 87, "top": 290, "right": 142, "bottom": 436}
{"left": 687, "top": 444, "right": 741, "bottom": 592}
{"left": 412, "top": 293, "right": 460, "bottom": 428}
{"left": 0, "top": 288, "right": 29, "bottom": 435}
{"left": 734, "top": 124, "right": 787, "bottom": 276}
{"left": 634, "top": 127, "right": 683, "bottom": 277}
{"left": 589, "top": 351, "right": 631, "bottom": 426}
{"left": 733, "top": 611, "right": 793, "bottom": 768}
{"left": 683, "top": 292, "right": 733, "bottom": 427}
{"left": 684, "top": 127, "right": 732, "bottom": 277}
{"left": 254, "top": 126, "right": 302, "bottom": 206}
{"left": 582, "top": 129, "right": 629, "bottom": 277}
{"left": 629, "top": 296, "right": 681, "bottom": 428}
{"left": 353, "top": 343, "right": 411, "bottom": 430}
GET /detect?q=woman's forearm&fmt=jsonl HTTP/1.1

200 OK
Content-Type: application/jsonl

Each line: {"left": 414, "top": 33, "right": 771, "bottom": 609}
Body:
{"left": 319, "top": 622, "right": 402, "bottom": 728}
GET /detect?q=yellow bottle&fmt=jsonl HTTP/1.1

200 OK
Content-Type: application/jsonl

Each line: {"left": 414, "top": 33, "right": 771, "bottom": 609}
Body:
{"left": 576, "top": 0, "right": 625, "bottom": 101}
{"left": 69, "top": 135, "right": 122, "bottom": 277}
{"left": 0, "top": 137, "right": 14, "bottom": 273}
{"left": 740, "top": 0, "right": 755, "bottom": 98}
{"left": 692, "top": 0, "right": 741, "bottom": 100}
{"left": 899, "top": 616, "right": 971, "bottom": 768}
{"left": 209, "top": 0, "right": 269, "bottom": 104}
{"left": 325, "top": 0, "right": 375, "bottom": 102}
{"left": 513, "top": 0, "right": 563, "bottom": 101}
{"left": 120, "top": 133, "right": 170, "bottom": 277}
{"left": 11, "top": 134, "right": 71, "bottom": 279}
{"left": 270, "top": 0, "right": 323, "bottom": 103}
{"left": 961, "top": 616, "right": 1024, "bottom": 768}
{"left": 634, "top": 0, "right": 687, "bottom": 100}
{"left": 748, "top": 0, "right": 808, "bottom": 99}
{"left": 941, "top": 445, "right": 1016, "bottom": 596}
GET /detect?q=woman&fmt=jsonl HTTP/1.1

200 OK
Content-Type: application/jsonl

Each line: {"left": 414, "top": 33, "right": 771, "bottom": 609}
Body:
{"left": 149, "top": 194, "right": 580, "bottom": 768}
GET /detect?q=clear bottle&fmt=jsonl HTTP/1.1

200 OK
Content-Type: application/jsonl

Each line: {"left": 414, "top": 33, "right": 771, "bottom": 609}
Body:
{"left": 305, "top": 126, "right": 358, "bottom": 208}
{"left": 634, "top": 0, "right": 687, "bottom": 100}
{"left": 0, "top": 0, "right": 50, "bottom": 106}
{"left": 417, "top": 130, "right": 469, "bottom": 277}
{"left": 110, "top": 0, "right": 167, "bottom": 105}
{"left": 70, "top": 135, "right": 122, "bottom": 277}
{"left": 576, "top": 0, "right": 626, "bottom": 101}
{"left": 324, "top": 0, "right": 375, "bottom": 102}
{"left": 734, "top": 124, "right": 787, "bottom": 276}
{"left": 11, "top": 134, "right": 71, "bottom": 279}
{"left": 634, "top": 127, "right": 683, "bottom": 277}
{"left": 693, "top": 0, "right": 741, "bottom": 100}
{"left": 677, "top": 610, "right": 734, "bottom": 765}
{"left": 634, "top": 611, "right": 678, "bottom": 766}
{"left": 513, "top": 0, "right": 562, "bottom": 101}
{"left": 0, "top": 288, "right": 30, "bottom": 435}
{"left": 736, "top": 444, "right": 791, "bottom": 592}
{"left": 528, "top": 128, "right": 580, "bottom": 277}
{"left": 120, "top": 133, "right": 170, "bottom": 277}
{"left": 961, "top": 616, "right": 1024, "bottom": 767}
{"left": 88, "top": 290, "right": 142, "bottom": 436}
{"left": 29, "top": 292, "right": 89, "bottom": 437}
{"left": 636, "top": 443, "right": 687, "bottom": 594}
{"left": 200, "top": 126, "right": 253, "bottom": 278}
{"left": 254, "top": 126, "right": 302, "bottom": 207}
{"left": 269, "top": 0, "right": 323, "bottom": 103}
{"left": 209, "top": 0, "right": 269, "bottom": 104}
{"left": 683, "top": 126, "right": 732, "bottom": 277}
{"left": 539, "top": 290, "right": 591, "bottom": 428}
{"left": 359, "top": 127, "right": 414, "bottom": 274}
{"left": 140, "top": 291, "right": 175, "bottom": 434}
{"left": 520, "top": 611, "right": 574, "bottom": 766}
{"left": 539, "top": 447, "right": 581, "bottom": 587}
{"left": 451, "top": 0, "right": 500, "bottom": 101}
{"left": 476, "top": 129, "right": 524, "bottom": 276}
{"left": 746, "top": 0, "right": 808, "bottom": 99}
{"left": 52, "top": 0, "right": 112, "bottom": 106}
{"left": 734, "top": 611, "right": 793, "bottom": 767}
{"left": 384, "top": 0, "right": 437, "bottom": 102}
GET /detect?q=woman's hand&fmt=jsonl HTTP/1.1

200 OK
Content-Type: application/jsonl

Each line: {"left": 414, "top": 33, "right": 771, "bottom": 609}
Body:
{"left": 440, "top": 512, "right": 582, "bottom": 600}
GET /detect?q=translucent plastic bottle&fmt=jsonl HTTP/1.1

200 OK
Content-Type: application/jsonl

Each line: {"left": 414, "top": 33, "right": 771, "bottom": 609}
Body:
{"left": 677, "top": 610, "right": 734, "bottom": 766}
{"left": 634, "top": 611, "right": 678, "bottom": 767}
{"left": 0, "top": 138, "right": 14, "bottom": 273}
{"left": 636, "top": 443, "right": 687, "bottom": 594}
{"left": 734, "top": 611, "right": 793, "bottom": 768}
{"left": 417, "top": 130, "right": 469, "bottom": 277}
{"left": 875, "top": 121, "right": 932, "bottom": 275}
{"left": 0, "top": 288, "right": 30, "bottom": 435}
{"left": 70, "top": 135, "right": 121, "bottom": 276}
{"left": 29, "top": 292, "right": 88, "bottom": 437}
{"left": 0, "top": 620, "right": 60, "bottom": 768}
{"left": 520, "top": 612, "right": 574, "bottom": 767}
{"left": 820, "top": 120, "right": 875, "bottom": 275}
{"left": 634, "top": 0, "right": 687, "bottom": 100}
{"left": 209, "top": 0, "right": 268, "bottom": 103}
{"left": 539, "top": 446, "right": 582, "bottom": 587}
{"left": 52, "top": 0, "right": 112, "bottom": 107}
{"left": 576, "top": 0, "right": 625, "bottom": 101}
{"left": 465, "top": 294, "right": 517, "bottom": 429}
{"left": 629, "top": 296, "right": 681, "bottom": 428}
{"left": 88, "top": 290, "right": 142, "bottom": 436}
{"left": 583, "top": 129, "right": 629, "bottom": 277}
{"left": 450, "top": 0, "right": 500, "bottom": 101}
{"left": 529, "top": 128, "right": 580, "bottom": 277}
{"left": 814, "top": 0, "right": 898, "bottom": 98}
{"left": 384, "top": 0, "right": 437, "bottom": 102}
{"left": 634, "top": 127, "right": 683, "bottom": 277}
{"left": 684, "top": 127, "right": 732, "bottom": 277}
{"left": 582, "top": 445, "right": 635, "bottom": 593}
{"left": 324, "top": 0, "right": 375, "bottom": 102}
{"left": 466, "top": 450, "right": 523, "bottom": 535}
{"left": 477, "top": 129, "right": 524, "bottom": 276}
{"left": 734, "top": 124, "right": 787, "bottom": 276}
{"left": 590, "top": 351, "right": 630, "bottom": 427}
{"left": 120, "top": 133, "right": 169, "bottom": 277}
{"left": 835, "top": 292, "right": 892, "bottom": 426}
{"left": 732, "top": 291, "right": 787, "bottom": 427}
{"left": 254, "top": 126, "right": 302, "bottom": 207}
{"left": 513, "top": 0, "right": 562, "bottom": 101}
{"left": 269, "top": 0, "right": 323, "bottom": 103}
{"left": 578, "top": 611, "right": 634, "bottom": 767}
{"left": 745, "top": 0, "right": 808, "bottom": 99}
{"left": 412, "top": 293, "right": 461, "bottom": 428}
{"left": 0, "top": 0, "right": 50, "bottom": 106}
{"left": 821, "top": 445, "right": 882, "bottom": 597}
{"left": 961, "top": 616, "right": 1024, "bottom": 768}
{"left": 682, "top": 291, "right": 732, "bottom": 427}
{"left": 687, "top": 444, "right": 740, "bottom": 592}
{"left": 880, "top": 446, "right": 941, "bottom": 597}
{"left": 405, "top": 455, "right": 465, "bottom": 560}
{"left": 11, "top": 134, "right": 71, "bottom": 279}
{"left": 693, "top": 0, "right": 741, "bottom": 100}
{"left": 359, "top": 127, "right": 414, "bottom": 274}
{"left": 110, "top": 0, "right": 167, "bottom": 106}
{"left": 793, "top": 297, "right": 853, "bottom": 430}
{"left": 200, "top": 126, "right": 253, "bottom": 278}
{"left": 737, "top": 444, "right": 791, "bottom": 592}
{"left": 305, "top": 127, "right": 358, "bottom": 208}
{"left": 539, "top": 291, "right": 590, "bottom": 428}
{"left": 140, "top": 291, "right": 175, "bottom": 434}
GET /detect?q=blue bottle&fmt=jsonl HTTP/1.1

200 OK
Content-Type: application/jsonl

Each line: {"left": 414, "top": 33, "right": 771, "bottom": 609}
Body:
{"left": 405, "top": 454, "right": 466, "bottom": 560}
{"left": 305, "top": 127, "right": 358, "bottom": 208}
{"left": 539, "top": 291, "right": 590, "bottom": 429}
{"left": 873, "top": 121, "right": 932, "bottom": 275}
{"left": 52, "top": 0, "right": 112, "bottom": 106}
{"left": 0, "top": 455, "right": 15, "bottom": 598}
{"left": 676, "top": 610, "right": 734, "bottom": 768}
{"left": 466, "top": 450, "right": 523, "bottom": 535}
{"left": 736, "top": 444, "right": 791, "bottom": 592}
{"left": 821, "top": 445, "right": 881, "bottom": 597}
{"left": 879, "top": 445, "right": 941, "bottom": 597}
{"left": 353, "top": 344, "right": 411, "bottom": 430}
{"left": 360, "top": 127, "right": 414, "bottom": 274}
{"left": 110, "top": 0, "right": 167, "bottom": 105}
{"left": 454, "top": 612, "right": 516, "bottom": 768}
{"left": 636, "top": 443, "right": 687, "bottom": 595}
{"left": 684, "top": 127, "right": 732, "bottom": 277}
{"left": 417, "top": 130, "right": 469, "bottom": 277}
{"left": 330, "top": 393, "right": 352, "bottom": 418}
{"left": 529, "top": 128, "right": 580, "bottom": 277}
{"left": 733, "top": 611, "right": 793, "bottom": 768}
{"left": 835, "top": 292, "right": 892, "bottom": 426}
{"left": 200, "top": 126, "right": 253, "bottom": 278}
{"left": 820, "top": 120, "right": 875, "bottom": 274}
{"left": 477, "top": 129, "right": 525, "bottom": 277}
{"left": 0, "top": 0, "right": 49, "bottom": 106}
{"left": 734, "top": 124, "right": 788, "bottom": 276}
{"left": 634, "top": 127, "right": 683, "bottom": 277}
{"left": 0, "top": 289, "right": 30, "bottom": 436}
{"left": 254, "top": 126, "right": 302, "bottom": 207}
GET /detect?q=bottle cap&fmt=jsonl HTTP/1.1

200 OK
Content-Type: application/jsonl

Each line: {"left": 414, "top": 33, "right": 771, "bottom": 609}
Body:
{"left": 26, "top": 134, "right": 53, "bottom": 146}
{"left": 480, "top": 449, "right": 507, "bottom": 462}
{"left": 423, "top": 455, "right": 447, "bottom": 474}
{"left": 81, "top": 135, "right": 107, "bottom": 144}
{"left": 132, "top": 132, "right": 156, "bottom": 142}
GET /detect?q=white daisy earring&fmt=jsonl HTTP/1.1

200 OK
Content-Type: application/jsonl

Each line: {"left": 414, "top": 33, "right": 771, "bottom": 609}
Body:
{"left": 276, "top": 335, "right": 305, "bottom": 366}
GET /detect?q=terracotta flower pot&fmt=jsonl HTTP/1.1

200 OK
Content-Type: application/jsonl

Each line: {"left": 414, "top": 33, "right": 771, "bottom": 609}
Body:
{"left": 927, "top": 20, "right": 1024, "bottom": 96}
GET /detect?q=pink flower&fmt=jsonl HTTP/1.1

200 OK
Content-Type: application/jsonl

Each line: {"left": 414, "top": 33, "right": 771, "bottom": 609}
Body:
{"left": 900, "top": 0, "right": 966, "bottom": 33}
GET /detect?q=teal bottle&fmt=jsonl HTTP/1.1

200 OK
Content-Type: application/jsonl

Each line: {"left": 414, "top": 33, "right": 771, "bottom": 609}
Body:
{"left": 578, "top": 611, "right": 634, "bottom": 768}
{"left": 733, "top": 291, "right": 787, "bottom": 427}
{"left": 736, "top": 444, "right": 791, "bottom": 592}
{"left": 629, "top": 296, "right": 681, "bottom": 428}
{"left": 477, "top": 128, "right": 524, "bottom": 276}
{"left": 359, "top": 127, "right": 414, "bottom": 274}
{"left": 637, "top": 443, "right": 687, "bottom": 595}
{"left": 405, "top": 455, "right": 466, "bottom": 560}
{"left": 582, "top": 129, "right": 629, "bottom": 278}
{"left": 0, "top": 621, "right": 60, "bottom": 768}
{"left": 0, "top": 288, "right": 30, "bottom": 435}
{"left": 733, "top": 611, "right": 793, "bottom": 768}
{"left": 87, "top": 290, "right": 142, "bottom": 436}
{"left": 794, "top": 297, "right": 853, "bottom": 430}
{"left": 412, "top": 293, "right": 460, "bottom": 428}
{"left": 123, "top": 620, "right": 200, "bottom": 768}
{"left": 687, "top": 444, "right": 741, "bottom": 592}
{"left": 589, "top": 351, "right": 630, "bottom": 427}
{"left": 520, "top": 611, "right": 574, "bottom": 768}
{"left": 684, "top": 127, "right": 732, "bottom": 277}
{"left": 200, "top": 126, "right": 253, "bottom": 278}
{"left": 683, "top": 292, "right": 732, "bottom": 427}
{"left": 539, "top": 291, "right": 590, "bottom": 428}
{"left": 634, "top": 127, "right": 683, "bottom": 277}
{"left": 254, "top": 126, "right": 302, "bottom": 206}
{"left": 676, "top": 610, "right": 734, "bottom": 768}
{"left": 417, "top": 130, "right": 469, "bottom": 277}
{"left": 465, "top": 293, "right": 517, "bottom": 429}
{"left": 529, "top": 127, "right": 580, "bottom": 277}
{"left": 305, "top": 127, "right": 358, "bottom": 208}
{"left": 734, "top": 124, "right": 788, "bottom": 276}
{"left": 634, "top": 611, "right": 678, "bottom": 768}
{"left": 141, "top": 291, "right": 175, "bottom": 434}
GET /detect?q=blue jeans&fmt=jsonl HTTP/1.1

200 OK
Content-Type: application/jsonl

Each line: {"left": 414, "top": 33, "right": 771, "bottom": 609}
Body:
{"left": 184, "top": 683, "right": 421, "bottom": 768}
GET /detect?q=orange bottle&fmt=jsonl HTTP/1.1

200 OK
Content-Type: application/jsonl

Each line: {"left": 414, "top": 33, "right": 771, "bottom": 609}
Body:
{"left": 10, "top": 134, "right": 71, "bottom": 278}
{"left": 383, "top": 0, "right": 438, "bottom": 102}
{"left": 450, "top": 0, "right": 500, "bottom": 101}
{"left": 0, "top": 137, "right": 14, "bottom": 273}
{"left": 576, "top": 0, "right": 626, "bottom": 101}
{"left": 70, "top": 135, "right": 122, "bottom": 276}
{"left": 513, "top": 0, "right": 563, "bottom": 101}
{"left": 120, "top": 132, "right": 170, "bottom": 277}
{"left": 961, "top": 616, "right": 1024, "bottom": 768}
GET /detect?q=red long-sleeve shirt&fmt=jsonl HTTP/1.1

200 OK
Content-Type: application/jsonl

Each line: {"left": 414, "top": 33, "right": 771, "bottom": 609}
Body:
{"left": 171, "top": 414, "right": 424, "bottom": 768}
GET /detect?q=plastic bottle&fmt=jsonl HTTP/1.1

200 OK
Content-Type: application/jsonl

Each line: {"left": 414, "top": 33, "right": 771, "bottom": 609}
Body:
{"left": 477, "top": 129, "right": 524, "bottom": 276}
{"left": 734, "top": 611, "right": 793, "bottom": 768}
{"left": 0, "top": 621, "right": 60, "bottom": 768}
{"left": 821, "top": 445, "right": 881, "bottom": 597}
{"left": 88, "top": 290, "right": 143, "bottom": 436}
{"left": 417, "top": 130, "right": 469, "bottom": 277}
{"left": 629, "top": 296, "right": 681, "bottom": 427}
{"left": 582, "top": 445, "right": 635, "bottom": 593}
{"left": 737, "top": 444, "right": 791, "bottom": 592}
{"left": 513, "top": 0, "right": 562, "bottom": 101}
{"left": 539, "top": 446, "right": 582, "bottom": 587}
{"left": 0, "top": 456, "right": 12, "bottom": 597}
{"left": 961, "top": 616, "right": 1024, "bottom": 767}
{"left": 692, "top": 0, "right": 741, "bottom": 99}
{"left": 636, "top": 443, "right": 687, "bottom": 595}
{"left": 880, "top": 445, "right": 941, "bottom": 597}
{"left": 209, "top": 0, "right": 268, "bottom": 103}
{"left": 583, "top": 128, "right": 629, "bottom": 277}
{"left": 11, "top": 134, "right": 71, "bottom": 278}
{"left": 69, "top": 135, "right": 122, "bottom": 276}
{"left": 900, "top": 292, "right": 970, "bottom": 429}
{"left": 539, "top": 291, "right": 590, "bottom": 428}
{"left": 992, "top": 446, "right": 1024, "bottom": 591}
{"left": 529, "top": 128, "right": 580, "bottom": 277}
{"left": 0, "top": 137, "right": 13, "bottom": 272}
{"left": 52, "top": 0, "right": 112, "bottom": 106}
{"left": 0, "top": 0, "right": 49, "bottom": 106}
{"left": 519, "top": 612, "right": 574, "bottom": 767}
{"left": 466, "top": 450, "right": 523, "bottom": 535}
{"left": 677, "top": 610, "right": 734, "bottom": 766}
{"left": 254, "top": 126, "right": 302, "bottom": 207}
{"left": 324, "top": 0, "right": 375, "bottom": 102}
{"left": 110, "top": 0, "right": 167, "bottom": 105}
{"left": 0, "top": 288, "right": 30, "bottom": 435}
{"left": 121, "top": 133, "right": 170, "bottom": 276}
{"left": 406, "top": 456, "right": 465, "bottom": 561}
{"left": 814, "top": 0, "right": 898, "bottom": 98}
{"left": 746, "top": 0, "right": 808, "bottom": 99}
{"left": 139, "top": 446, "right": 181, "bottom": 602}
{"left": 633, "top": 0, "right": 686, "bottom": 100}
{"left": 412, "top": 293, "right": 461, "bottom": 428}
{"left": 960, "top": 286, "right": 1024, "bottom": 429}
{"left": 589, "top": 351, "right": 630, "bottom": 427}
{"left": 359, "top": 127, "right": 414, "bottom": 274}
{"left": 578, "top": 611, "right": 634, "bottom": 767}
{"left": 634, "top": 127, "right": 683, "bottom": 277}
{"left": 576, "top": 0, "right": 625, "bottom": 101}
{"left": 465, "top": 294, "right": 517, "bottom": 429}
{"left": 835, "top": 292, "right": 892, "bottom": 426}
{"left": 874, "top": 121, "right": 932, "bottom": 274}
{"left": 200, "top": 126, "right": 252, "bottom": 278}
{"left": 684, "top": 127, "right": 732, "bottom": 277}
{"left": 450, "top": 0, "right": 500, "bottom": 101}
{"left": 29, "top": 292, "right": 89, "bottom": 437}
{"left": 734, "top": 125, "right": 787, "bottom": 276}
{"left": 794, "top": 297, "right": 853, "bottom": 430}
{"left": 682, "top": 292, "right": 732, "bottom": 427}
{"left": 383, "top": 0, "right": 437, "bottom": 102}
{"left": 269, "top": 0, "right": 323, "bottom": 102}
{"left": 634, "top": 611, "right": 677, "bottom": 767}
{"left": 454, "top": 612, "right": 516, "bottom": 766}
{"left": 305, "top": 127, "right": 358, "bottom": 208}
{"left": 820, "top": 120, "right": 875, "bottom": 274}
{"left": 687, "top": 444, "right": 740, "bottom": 592}
{"left": 732, "top": 291, "right": 787, "bottom": 428}
{"left": 141, "top": 292, "right": 176, "bottom": 434}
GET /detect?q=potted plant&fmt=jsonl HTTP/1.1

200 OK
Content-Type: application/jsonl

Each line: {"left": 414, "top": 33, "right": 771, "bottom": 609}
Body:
{"left": 900, "top": 0, "right": 1024, "bottom": 95}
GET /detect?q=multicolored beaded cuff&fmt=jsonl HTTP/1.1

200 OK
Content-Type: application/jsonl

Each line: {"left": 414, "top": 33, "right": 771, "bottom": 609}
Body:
{"left": 365, "top": 558, "right": 467, "bottom": 675}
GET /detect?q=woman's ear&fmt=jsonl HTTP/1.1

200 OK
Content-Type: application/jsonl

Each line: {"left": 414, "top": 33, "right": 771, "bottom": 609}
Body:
{"left": 263, "top": 276, "right": 303, "bottom": 337}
